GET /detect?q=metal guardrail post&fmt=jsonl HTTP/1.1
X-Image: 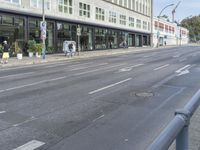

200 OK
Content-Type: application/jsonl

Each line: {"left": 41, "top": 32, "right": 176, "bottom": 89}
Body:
{"left": 175, "top": 109, "right": 190, "bottom": 150}
{"left": 147, "top": 89, "right": 200, "bottom": 150}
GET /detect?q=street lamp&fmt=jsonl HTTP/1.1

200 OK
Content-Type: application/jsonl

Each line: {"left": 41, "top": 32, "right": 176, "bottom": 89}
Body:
{"left": 41, "top": 0, "right": 46, "bottom": 60}
{"left": 157, "top": 4, "right": 174, "bottom": 48}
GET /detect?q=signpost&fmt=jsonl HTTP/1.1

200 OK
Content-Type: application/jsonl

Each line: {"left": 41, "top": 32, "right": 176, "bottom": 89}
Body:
{"left": 77, "top": 25, "right": 81, "bottom": 55}
{"left": 41, "top": 0, "right": 46, "bottom": 60}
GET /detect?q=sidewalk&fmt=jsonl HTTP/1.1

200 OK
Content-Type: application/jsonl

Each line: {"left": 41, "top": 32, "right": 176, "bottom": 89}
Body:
{"left": 0, "top": 46, "right": 163, "bottom": 68}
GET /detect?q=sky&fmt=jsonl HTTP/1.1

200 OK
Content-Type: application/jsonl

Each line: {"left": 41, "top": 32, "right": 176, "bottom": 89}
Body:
{"left": 154, "top": 0, "right": 200, "bottom": 22}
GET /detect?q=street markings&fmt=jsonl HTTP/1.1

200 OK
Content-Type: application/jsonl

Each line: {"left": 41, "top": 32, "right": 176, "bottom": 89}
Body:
{"left": 0, "top": 111, "right": 6, "bottom": 114}
{"left": 75, "top": 63, "right": 125, "bottom": 76}
{"left": 118, "top": 64, "right": 144, "bottom": 72}
{"left": 0, "top": 76, "right": 66, "bottom": 93}
{"left": 175, "top": 65, "right": 191, "bottom": 73}
{"left": 93, "top": 115, "right": 105, "bottom": 122}
{"left": 0, "top": 72, "right": 34, "bottom": 79}
{"left": 13, "top": 140, "right": 45, "bottom": 150}
{"left": 70, "top": 63, "right": 108, "bottom": 71}
{"left": 154, "top": 64, "right": 169, "bottom": 71}
{"left": 89, "top": 78, "right": 132, "bottom": 95}
{"left": 13, "top": 116, "right": 37, "bottom": 127}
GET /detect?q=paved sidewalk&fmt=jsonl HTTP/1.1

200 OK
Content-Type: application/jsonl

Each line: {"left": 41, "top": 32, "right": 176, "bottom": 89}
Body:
{"left": 0, "top": 46, "right": 160, "bottom": 68}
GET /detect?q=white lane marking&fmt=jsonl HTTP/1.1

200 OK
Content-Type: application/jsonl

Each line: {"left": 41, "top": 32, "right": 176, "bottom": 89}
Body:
{"left": 179, "top": 58, "right": 187, "bottom": 62}
{"left": 70, "top": 63, "right": 108, "bottom": 71}
{"left": 173, "top": 55, "right": 180, "bottom": 58}
{"left": 118, "top": 64, "right": 144, "bottom": 72}
{"left": 0, "top": 76, "right": 66, "bottom": 93}
{"left": 13, "top": 116, "right": 37, "bottom": 127}
{"left": 13, "top": 140, "right": 45, "bottom": 150}
{"left": 143, "top": 54, "right": 155, "bottom": 58}
{"left": 0, "top": 72, "right": 34, "bottom": 79}
{"left": 75, "top": 64, "right": 125, "bottom": 76}
{"left": 0, "top": 111, "right": 6, "bottom": 114}
{"left": 177, "top": 70, "right": 190, "bottom": 76}
{"left": 89, "top": 78, "right": 132, "bottom": 95}
{"left": 176, "top": 65, "right": 191, "bottom": 73}
{"left": 44, "top": 62, "right": 91, "bottom": 69}
{"left": 93, "top": 115, "right": 105, "bottom": 122}
{"left": 154, "top": 64, "right": 169, "bottom": 71}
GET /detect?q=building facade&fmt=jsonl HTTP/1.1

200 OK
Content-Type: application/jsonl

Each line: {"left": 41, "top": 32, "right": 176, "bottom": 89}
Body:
{"left": 0, "top": 0, "right": 152, "bottom": 54}
{"left": 153, "top": 17, "right": 189, "bottom": 47}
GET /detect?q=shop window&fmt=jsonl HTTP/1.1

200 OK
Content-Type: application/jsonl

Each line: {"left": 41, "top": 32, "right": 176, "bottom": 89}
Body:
{"left": 79, "top": 2, "right": 90, "bottom": 18}
{"left": 58, "top": 0, "right": 73, "bottom": 14}
{"left": 2, "top": 15, "right": 13, "bottom": 25}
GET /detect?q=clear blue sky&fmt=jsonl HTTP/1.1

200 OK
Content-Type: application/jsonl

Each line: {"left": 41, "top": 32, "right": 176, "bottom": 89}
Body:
{"left": 154, "top": 0, "right": 200, "bottom": 22}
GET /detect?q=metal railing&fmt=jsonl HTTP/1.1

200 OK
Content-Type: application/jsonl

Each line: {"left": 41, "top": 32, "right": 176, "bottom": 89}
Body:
{"left": 147, "top": 89, "right": 200, "bottom": 150}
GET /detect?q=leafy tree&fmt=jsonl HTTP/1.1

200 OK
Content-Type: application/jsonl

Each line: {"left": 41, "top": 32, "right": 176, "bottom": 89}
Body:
{"left": 181, "top": 15, "right": 200, "bottom": 41}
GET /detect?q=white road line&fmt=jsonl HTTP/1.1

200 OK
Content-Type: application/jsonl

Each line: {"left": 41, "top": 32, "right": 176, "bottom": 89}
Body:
{"left": 0, "top": 76, "right": 66, "bottom": 93}
{"left": 176, "top": 65, "right": 191, "bottom": 73}
{"left": 93, "top": 115, "right": 105, "bottom": 122}
{"left": 118, "top": 64, "right": 144, "bottom": 72}
{"left": 13, "top": 140, "right": 45, "bottom": 150}
{"left": 13, "top": 117, "right": 37, "bottom": 127}
{"left": 179, "top": 58, "right": 187, "bottom": 62}
{"left": 75, "top": 64, "right": 125, "bottom": 76}
{"left": 89, "top": 78, "right": 132, "bottom": 95}
{"left": 70, "top": 63, "right": 108, "bottom": 71}
{"left": 0, "top": 111, "right": 6, "bottom": 114}
{"left": 154, "top": 64, "right": 169, "bottom": 71}
{"left": 0, "top": 72, "right": 34, "bottom": 79}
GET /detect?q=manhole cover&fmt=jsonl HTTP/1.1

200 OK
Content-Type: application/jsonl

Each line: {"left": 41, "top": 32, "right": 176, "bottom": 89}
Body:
{"left": 135, "top": 92, "right": 154, "bottom": 97}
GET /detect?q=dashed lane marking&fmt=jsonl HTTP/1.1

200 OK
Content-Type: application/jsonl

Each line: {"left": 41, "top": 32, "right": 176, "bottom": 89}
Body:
{"left": 13, "top": 140, "right": 45, "bottom": 150}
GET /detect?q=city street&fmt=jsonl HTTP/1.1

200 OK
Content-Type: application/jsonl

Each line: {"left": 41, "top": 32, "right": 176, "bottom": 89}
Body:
{"left": 0, "top": 45, "right": 200, "bottom": 150}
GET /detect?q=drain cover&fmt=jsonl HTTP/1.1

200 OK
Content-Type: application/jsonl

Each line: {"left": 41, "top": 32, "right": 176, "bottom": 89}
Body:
{"left": 135, "top": 92, "right": 154, "bottom": 97}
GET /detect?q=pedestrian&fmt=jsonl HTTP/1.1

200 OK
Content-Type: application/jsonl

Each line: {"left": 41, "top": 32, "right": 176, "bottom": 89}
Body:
{"left": 164, "top": 41, "right": 167, "bottom": 46}
{"left": 68, "top": 42, "right": 73, "bottom": 57}
{"left": 1, "top": 41, "right": 10, "bottom": 64}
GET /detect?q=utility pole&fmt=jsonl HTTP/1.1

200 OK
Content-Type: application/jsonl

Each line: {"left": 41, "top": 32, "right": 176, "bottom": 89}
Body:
{"left": 41, "top": 0, "right": 46, "bottom": 60}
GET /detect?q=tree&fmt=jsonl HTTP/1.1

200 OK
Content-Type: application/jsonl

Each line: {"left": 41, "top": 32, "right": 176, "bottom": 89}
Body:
{"left": 181, "top": 15, "right": 200, "bottom": 42}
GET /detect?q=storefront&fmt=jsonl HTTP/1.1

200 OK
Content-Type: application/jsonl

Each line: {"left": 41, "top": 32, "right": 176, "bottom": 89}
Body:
{"left": 0, "top": 14, "right": 25, "bottom": 54}
{"left": 0, "top": 12, "right": 151, "bottom": 54}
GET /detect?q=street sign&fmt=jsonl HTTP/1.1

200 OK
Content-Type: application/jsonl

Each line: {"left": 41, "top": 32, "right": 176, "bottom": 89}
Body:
{"left": 77, "top": 27, "right": 81, "bottom": 36}
{"left": 40, "top": 21, "right": 47, "bottom": 40}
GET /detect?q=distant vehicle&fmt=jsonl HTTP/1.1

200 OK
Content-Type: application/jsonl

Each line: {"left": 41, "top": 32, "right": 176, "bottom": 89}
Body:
{"left": 63, "top": 41, "right": 76, "bottom": 57}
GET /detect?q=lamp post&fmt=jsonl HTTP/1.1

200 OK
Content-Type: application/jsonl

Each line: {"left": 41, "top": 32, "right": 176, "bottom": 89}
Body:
{"left": 41, "top": 0, "right": 46, "bottom": 60}
{"left": 157, "top": 4, "right": 174, "bottom": 48}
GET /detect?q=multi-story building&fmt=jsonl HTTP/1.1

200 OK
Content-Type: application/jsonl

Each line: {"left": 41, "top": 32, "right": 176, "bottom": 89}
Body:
{"left": 153, "top": 17, "right": 189, "bottom": 47}
{"left": 0, "top": 0, "right": 152, "bottom": 53}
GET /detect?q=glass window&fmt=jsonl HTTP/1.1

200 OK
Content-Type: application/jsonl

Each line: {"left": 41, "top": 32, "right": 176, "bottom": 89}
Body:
{"left": 109, "top": 11, "right": 117, "bottom": 24}
{"left": 129, "top": 17, "right": 134, "bottom": 27}
{"left": 3, "top": 0, "right": 21, "bottom": 4}
{"left": 58, "top": 0, "right": 73, "bottom": 14}
{"left": 2, "top": 15, "right": 13, "bottom": 25}
{"left": 120, "top": 15, "right": 126, "bottom": 26}
{"left": 143, "top": 21, "right": 147, "bottom": 30}
{"left": 136, "top": 19, "right": 141, "bottom": 29}
{"left": 95, "top": 7, "right": 105, "bottom": 21}
{"left": 30, "top": 0, "right": 51, "bottom": 10}
{"left": 95, "top": 28, "right": 107, "bottom": 49}
{"left": 79, "top": 2, "right": 90, "bottom": 18}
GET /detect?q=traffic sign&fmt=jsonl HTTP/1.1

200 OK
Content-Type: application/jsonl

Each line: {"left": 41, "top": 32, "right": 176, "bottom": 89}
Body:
{"left": 77, "top": 27, "right": 81, "bottom": 36}
{"left": 40, "top": 21, "right": 47, "bottom": 40}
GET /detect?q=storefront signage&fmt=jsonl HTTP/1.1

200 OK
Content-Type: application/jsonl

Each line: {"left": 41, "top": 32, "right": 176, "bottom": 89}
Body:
{"left": 77, "top": 27, "right": 81, "bottom": 36}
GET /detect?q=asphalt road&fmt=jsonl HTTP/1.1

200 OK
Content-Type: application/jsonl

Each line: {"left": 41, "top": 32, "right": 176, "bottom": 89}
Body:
{"left": 0, "top": 45, "right": 200, "bottom": 150}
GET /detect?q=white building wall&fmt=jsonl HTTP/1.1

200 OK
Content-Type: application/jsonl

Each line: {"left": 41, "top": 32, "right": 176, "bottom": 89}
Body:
{"left": 153, "top": 17, "right": 189, "bottom": 47}
{"left": 0, "top": 0, "right": 152, "bottom": 34}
